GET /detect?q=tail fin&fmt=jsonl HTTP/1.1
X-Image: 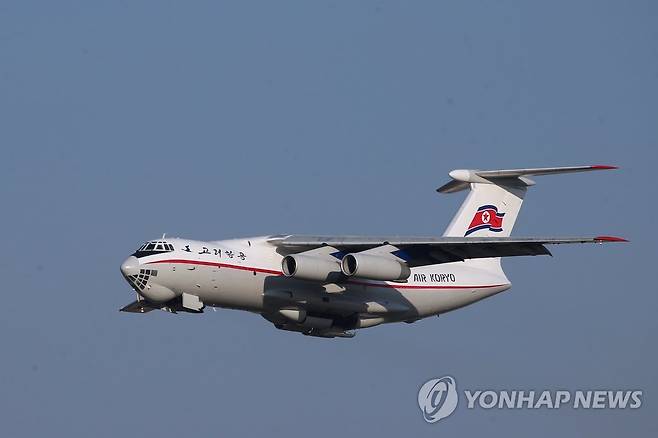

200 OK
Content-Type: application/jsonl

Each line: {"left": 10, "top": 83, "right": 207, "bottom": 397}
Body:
{"left": 438, "top": 165, "right": 617, "bottom": 237}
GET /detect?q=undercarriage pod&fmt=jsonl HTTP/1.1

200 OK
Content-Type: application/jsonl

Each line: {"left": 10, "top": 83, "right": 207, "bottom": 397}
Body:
{"left": 278, "top": 308, "right": 306, "bottom": 323}
{"left": 301, "top": 316, "right": 332, "bottom": 329}
{"left": 277, "top": 308, "right": 333, "bottom": 330}
{"left": 356, "top": 317, "right": 386, "bottom": 328}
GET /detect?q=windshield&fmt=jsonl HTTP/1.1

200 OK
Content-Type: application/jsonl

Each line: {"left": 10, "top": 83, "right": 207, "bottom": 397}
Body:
{"left": 133, "top": 240, "right": 174, "bottom": 258}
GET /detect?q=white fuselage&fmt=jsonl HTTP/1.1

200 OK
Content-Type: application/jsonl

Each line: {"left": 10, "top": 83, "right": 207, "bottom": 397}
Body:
{"left": 119, "top": 166, "right": 621, "bottom": 336}
{"left": 121, "top": 236, "right": 511, "bottom": 325}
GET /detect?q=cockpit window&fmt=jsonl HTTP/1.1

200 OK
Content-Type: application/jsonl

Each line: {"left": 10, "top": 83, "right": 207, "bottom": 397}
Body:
{"left": 133, "top": 240, "right": 175, "bottom": 258}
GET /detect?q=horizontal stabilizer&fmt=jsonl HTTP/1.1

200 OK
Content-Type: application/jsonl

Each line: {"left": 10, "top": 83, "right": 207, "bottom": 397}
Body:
{"left": 437, "top": 165, "right": 617, "bottom": 193}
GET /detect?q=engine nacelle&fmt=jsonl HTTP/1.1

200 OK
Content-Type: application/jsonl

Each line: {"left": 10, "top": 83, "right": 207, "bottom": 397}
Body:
{"left": 281, "top": 254, "right": 342, "bottom": 282}
{"left": 341, "top": 253, "right": 410, "bottom": 281}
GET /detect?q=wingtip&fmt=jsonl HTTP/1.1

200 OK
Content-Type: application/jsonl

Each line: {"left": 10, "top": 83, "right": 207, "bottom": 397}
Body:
{"left": 590, "top": 165, "right": 619, "bottom": 170}
{"left": 594, "top": 235, "right": 628, "bottom": 242}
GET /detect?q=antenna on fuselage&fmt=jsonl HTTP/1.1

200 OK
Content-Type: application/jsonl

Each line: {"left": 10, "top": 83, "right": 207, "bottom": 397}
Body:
{"left": 162, "top": 233, "right": 166, "bottom": 239}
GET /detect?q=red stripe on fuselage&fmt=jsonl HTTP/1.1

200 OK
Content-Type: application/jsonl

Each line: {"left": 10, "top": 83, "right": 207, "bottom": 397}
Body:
{"left": 347, "top": 280, "right": 508, "bottom": 290}
{"left": 146, "top": 259, "right": 507, "bottom": 290}
{"left": 145, "top": 258, "right": 283, "bottom": 275}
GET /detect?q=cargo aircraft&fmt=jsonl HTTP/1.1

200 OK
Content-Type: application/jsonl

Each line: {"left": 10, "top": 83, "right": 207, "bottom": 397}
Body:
{"left": 120, "top": 166, "right": 625, "bottom": 338}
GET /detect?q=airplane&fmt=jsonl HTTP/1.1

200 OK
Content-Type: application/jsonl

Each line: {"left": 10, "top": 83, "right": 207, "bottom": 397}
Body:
{"left": 119, "top": 165, "right": 626, "bottom": 338}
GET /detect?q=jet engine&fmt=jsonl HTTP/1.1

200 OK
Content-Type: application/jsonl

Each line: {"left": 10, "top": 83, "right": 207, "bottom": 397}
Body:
{"left": 341, "top": 253, "right": 410, "bottom": 281}
{"left": 281, "top": 253, "right": 342, "bottom": 282}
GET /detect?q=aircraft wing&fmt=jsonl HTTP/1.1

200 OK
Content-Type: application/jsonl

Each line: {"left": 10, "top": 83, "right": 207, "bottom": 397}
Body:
{"left": 268, "top": 235, "right": 626, "bottom": 267}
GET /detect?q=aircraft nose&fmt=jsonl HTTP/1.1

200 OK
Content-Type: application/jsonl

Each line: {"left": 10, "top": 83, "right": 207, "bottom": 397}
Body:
{"left": 120, "top": 256, "right": 140, "bottom": 276}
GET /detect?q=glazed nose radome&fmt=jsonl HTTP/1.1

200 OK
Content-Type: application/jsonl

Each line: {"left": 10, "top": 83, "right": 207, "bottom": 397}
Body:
{"left": 120, "top": 256, "right": 140, "bottom": 276}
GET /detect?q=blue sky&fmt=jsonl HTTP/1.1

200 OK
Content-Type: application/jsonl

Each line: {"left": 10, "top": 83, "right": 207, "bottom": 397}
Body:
{"left": 1, "top": 1, "right": 656, "bottom": 436}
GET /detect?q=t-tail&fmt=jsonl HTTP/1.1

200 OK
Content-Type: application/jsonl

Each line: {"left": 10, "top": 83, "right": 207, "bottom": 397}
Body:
{"left": 438, "top": 165, "right": 618, "bottom": 238}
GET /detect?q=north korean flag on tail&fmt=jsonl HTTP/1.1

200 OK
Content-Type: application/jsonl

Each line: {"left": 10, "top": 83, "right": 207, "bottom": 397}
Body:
{"left": 465, "top": 205, "right": 505, "bottom": 236}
